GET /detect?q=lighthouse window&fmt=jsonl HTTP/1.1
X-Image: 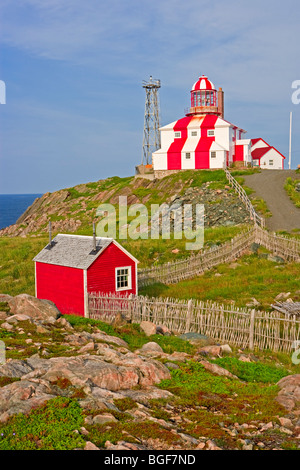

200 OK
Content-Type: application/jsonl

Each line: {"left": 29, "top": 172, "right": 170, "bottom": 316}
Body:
{"left": 185, "top": 153, "right": 191, "bottom": 159}
{"left": 208, "top": 130, "right": 215, "bottom": 136}
{"left": 174, "top": 131, "right": 181, "bottom": 138}
{"left": 191, "top": 131, "right": 197, "bottom": 136}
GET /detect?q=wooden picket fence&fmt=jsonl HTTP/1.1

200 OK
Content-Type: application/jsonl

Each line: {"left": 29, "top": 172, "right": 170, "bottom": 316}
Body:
{"left": 224, "top": 168, "right": 265, "bottom": 228}
{"left": 88, "top": 293, "right": 300, "bottom": 353}
{"left": 138, "top": 226, "right": 300, "bottom": 287}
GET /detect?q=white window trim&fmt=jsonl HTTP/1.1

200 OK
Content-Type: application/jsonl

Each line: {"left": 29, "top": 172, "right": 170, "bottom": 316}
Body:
{"left": 185, "top": 152, "right": 191, "bottom": 159}
{"left": 210, "top": 151, "right": 217, "bottom": 158}
{"left": 174, "top": 131, "right": 181, "bottom": 138}
{"left": 208, "top": 129, "right": 215, "bottom": 136}
{"left": 115, "top": 266, "right": 132, "bottom": 292}
{"left": 191, "top": 131, "right": 198, "bottom": 137}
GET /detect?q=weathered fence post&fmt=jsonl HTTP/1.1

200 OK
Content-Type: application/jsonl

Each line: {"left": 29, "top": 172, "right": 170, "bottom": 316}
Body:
{"left": 185, "top": 299, "right": 194, "bottom": 333}
{"left": 128, "top": 293, "right": 133, "bottom": 322}
{"left": 249, "top": 309, "right": 256, "bottom": 350}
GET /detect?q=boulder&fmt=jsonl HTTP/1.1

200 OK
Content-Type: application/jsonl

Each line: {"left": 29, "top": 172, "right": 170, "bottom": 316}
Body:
{"left": 6, "top": 294, "right": 61, "bottom": 322}
{"left": 199, "top": 360, "right": 239, "bottom": 379}
{"left": 198, "top": 345, "right": 222, "bottom": 357}
{"left": 139, "top": 342, "right": 164, "bottom": 354}
{"left": 140, "top": 321, "right": 157, "bottom": 337}
{"left": 276, "top": 374, "right": 300, "bottom": 411}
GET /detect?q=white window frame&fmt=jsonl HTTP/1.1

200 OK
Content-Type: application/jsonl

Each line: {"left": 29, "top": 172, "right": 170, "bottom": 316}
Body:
{"left": 207, "top": 129, "right": 215, "bottom": 136}
{"left": 210, "top": 151, "right": 217, "bottom": 159}
{"left": 174, "top": 131, "right": 181, "bottom": 138}
{"left": 191, "top": 131, "right": 198, "bottom": 137}
{"left": 269, "top": 160, "right": 274, "bottom": 166}
{"left": 185, "top": 152, "right": 191, "bottom": 159}
{"left": 115, "top": 266, "right": 132, "bottom": 292}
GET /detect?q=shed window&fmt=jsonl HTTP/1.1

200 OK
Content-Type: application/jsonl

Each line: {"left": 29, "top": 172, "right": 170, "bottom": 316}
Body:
{"left": 210, "top": 151, "right": 217, "bottom": 159}
{"left": 116, "top": 266, "right": 132, "bottom": 291}
{"left": 269, "top": 160, "right": 274, "bottom": 165}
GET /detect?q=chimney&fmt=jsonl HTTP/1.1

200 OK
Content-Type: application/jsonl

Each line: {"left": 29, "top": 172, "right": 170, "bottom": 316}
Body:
{"left": 49, "top": 221, "right": 52, "bottom": 246}
{"left": 218, "top": 87, "right": 224, "bottom": 118}
{"left": 93, "top": 222, "right": 97, "bottom": 252}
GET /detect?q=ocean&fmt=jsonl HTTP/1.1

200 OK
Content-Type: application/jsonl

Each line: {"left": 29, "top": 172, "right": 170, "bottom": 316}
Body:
{"left": 0, "top": 194, "right": 43, "bottom": 230}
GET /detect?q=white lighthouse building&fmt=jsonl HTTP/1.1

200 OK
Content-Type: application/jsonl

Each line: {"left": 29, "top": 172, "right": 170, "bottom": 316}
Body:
{"left": 152, "top": 74, "right": 285, "bottom": 177}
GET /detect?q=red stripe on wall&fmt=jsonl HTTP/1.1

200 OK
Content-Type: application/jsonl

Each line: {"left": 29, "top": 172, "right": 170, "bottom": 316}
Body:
{"left": 234, "top": 145, "right": 244, "bottom": 162}
{"left": 194, "top": 138, "right": 214, "bottom": 169}
{"left": 167, "top": 116, "right": 194, "bottom": 170}
{"left": 200, "top": 115, "right": 218, "bottom": 136}
{"left": 194, "top": 115, "right": 218, "bottom": 168}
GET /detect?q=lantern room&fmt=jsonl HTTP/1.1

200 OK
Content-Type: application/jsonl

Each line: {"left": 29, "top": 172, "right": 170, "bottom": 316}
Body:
{"left": 186, "top": 74, "right": 224, "bottom": 118}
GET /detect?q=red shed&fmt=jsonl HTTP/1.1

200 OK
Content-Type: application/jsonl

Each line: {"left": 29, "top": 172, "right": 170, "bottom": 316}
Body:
{"left": 33, "top": 234, "right": 138, "bottom": 317}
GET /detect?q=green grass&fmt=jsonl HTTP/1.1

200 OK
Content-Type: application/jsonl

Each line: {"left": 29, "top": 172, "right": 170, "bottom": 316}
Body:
{"left": 0, "top": 397, "right": 85, "bottom": 450}
{"left": 140, "top": 252, "right": 300, "bottom": 310}
{"left": 157, "top": 360, "right": 286, "bottom": 427}
{"left": 65, "top": 315, "right": 195, "bottom": 354}
{"left": 212, "top": 357, "right": 289, "bottom": 383}
{"left": 284, "top": 177, "right": 300, "bottom": 208}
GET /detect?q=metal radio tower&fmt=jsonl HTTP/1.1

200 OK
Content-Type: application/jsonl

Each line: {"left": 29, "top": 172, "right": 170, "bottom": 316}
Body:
{"left": 142, "top": 76, "right": 161, "bottom": 165}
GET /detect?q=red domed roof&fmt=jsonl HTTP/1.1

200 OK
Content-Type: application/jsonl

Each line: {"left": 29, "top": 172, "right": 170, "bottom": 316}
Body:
{"left": 192, "top": 75, "right": 216, "bottom": 91}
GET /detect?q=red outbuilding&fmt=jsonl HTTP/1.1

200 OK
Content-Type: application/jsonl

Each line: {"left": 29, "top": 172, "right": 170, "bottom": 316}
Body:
{"left": 33, "top": 234, "right": 138, "bottom": 317}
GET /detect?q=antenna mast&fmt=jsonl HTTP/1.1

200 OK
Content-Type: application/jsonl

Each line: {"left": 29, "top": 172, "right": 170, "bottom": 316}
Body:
{"left": 289, "top": 111, "right": 292, "bottom": 170}
{"left": 142, "top": 76, "right": 161, "bottom": 165}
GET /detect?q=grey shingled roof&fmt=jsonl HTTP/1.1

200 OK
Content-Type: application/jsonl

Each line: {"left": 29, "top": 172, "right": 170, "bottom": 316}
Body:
{"left": 33, "top": 234, "right": 113, "bottom": 269}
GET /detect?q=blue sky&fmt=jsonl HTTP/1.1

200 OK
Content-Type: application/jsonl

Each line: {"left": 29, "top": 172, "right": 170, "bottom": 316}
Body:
{"left": 0, "top": 0, "right": 299, "bottom": 194}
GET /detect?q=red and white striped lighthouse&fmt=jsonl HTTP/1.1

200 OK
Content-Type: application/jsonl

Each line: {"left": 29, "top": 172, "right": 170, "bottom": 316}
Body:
{"left": 152, "top": 74, "right": 285, "bottom": 175}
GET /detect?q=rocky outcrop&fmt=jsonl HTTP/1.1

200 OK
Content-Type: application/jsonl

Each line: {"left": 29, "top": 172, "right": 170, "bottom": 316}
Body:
{"left": 0, "top": 293, "right": 60, "bottom": 322}
{"left": 276, "top": 374, "right": 300, "bottom": 411}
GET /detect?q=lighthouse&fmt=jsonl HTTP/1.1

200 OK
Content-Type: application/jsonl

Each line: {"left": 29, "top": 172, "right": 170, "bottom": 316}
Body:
{"left": 152, "top": 74, "right": 285, "bottom": 177}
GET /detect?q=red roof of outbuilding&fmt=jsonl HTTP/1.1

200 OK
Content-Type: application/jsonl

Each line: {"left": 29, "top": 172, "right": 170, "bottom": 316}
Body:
{"left": 252, "top": 146, "right": 286, "bottom": 161}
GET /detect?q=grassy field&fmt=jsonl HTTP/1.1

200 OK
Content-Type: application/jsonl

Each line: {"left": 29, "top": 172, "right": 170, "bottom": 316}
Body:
{"left": 0, "top": 225, "right": 247, "bottom": 296}
{"left": 284, "top": 176, "right": 300, "bottom": 208}
{"left": 140, "top": 250, "right": 300, "bottom": 310}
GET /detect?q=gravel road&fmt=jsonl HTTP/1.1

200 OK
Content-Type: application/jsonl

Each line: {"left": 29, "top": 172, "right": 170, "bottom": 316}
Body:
{"left": 243, "top": 170, "right": 300, "bottom": 232}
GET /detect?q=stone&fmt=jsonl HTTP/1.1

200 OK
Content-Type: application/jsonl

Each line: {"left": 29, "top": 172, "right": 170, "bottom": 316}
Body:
{"left": 139, "top": 342, "right": 164, "bottom": 354}
{"left": 1, "top": 322, "right": 14, "bottom": 331}
{"left": 220, "top": 344, "right": 232, "bottom": 354}
{"left": 6, "top": 294, "right": 61, "bottom": 321}
{"left": 179, "top": 332, "right": 213, "bottom": 347}
{"left": 93, "top": 413, "right": 118, "bottom": 425}
{"left": 78, "top": 342, "right": 96, "bottom": 354}
{"left": 278, "top": 417, "right": 293, "bottom": 429}
{"left": 199, "top": 360, "right": 239, "bottom": 379}
{"left": 276, "top": 374, "right": 300, "bottom": 411}
{"left": 156, "top": 325, "right": 172, "bottom": 336}
{"left": 198, "top": 345, "right": 222, "bottom": 357}
{"left": 84, "top": 441, "right": 100, "bottom": 450}
{"left": 140, "top": 321, "right": 157, "bottom": 337}
{"left": 6, "top": 314, "right": 31, "bottom": 324}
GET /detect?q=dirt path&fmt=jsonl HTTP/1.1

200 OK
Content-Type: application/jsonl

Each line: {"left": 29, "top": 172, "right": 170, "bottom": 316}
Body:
{"left": 243, "top": 170, "right": 300, "bottom": 232}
